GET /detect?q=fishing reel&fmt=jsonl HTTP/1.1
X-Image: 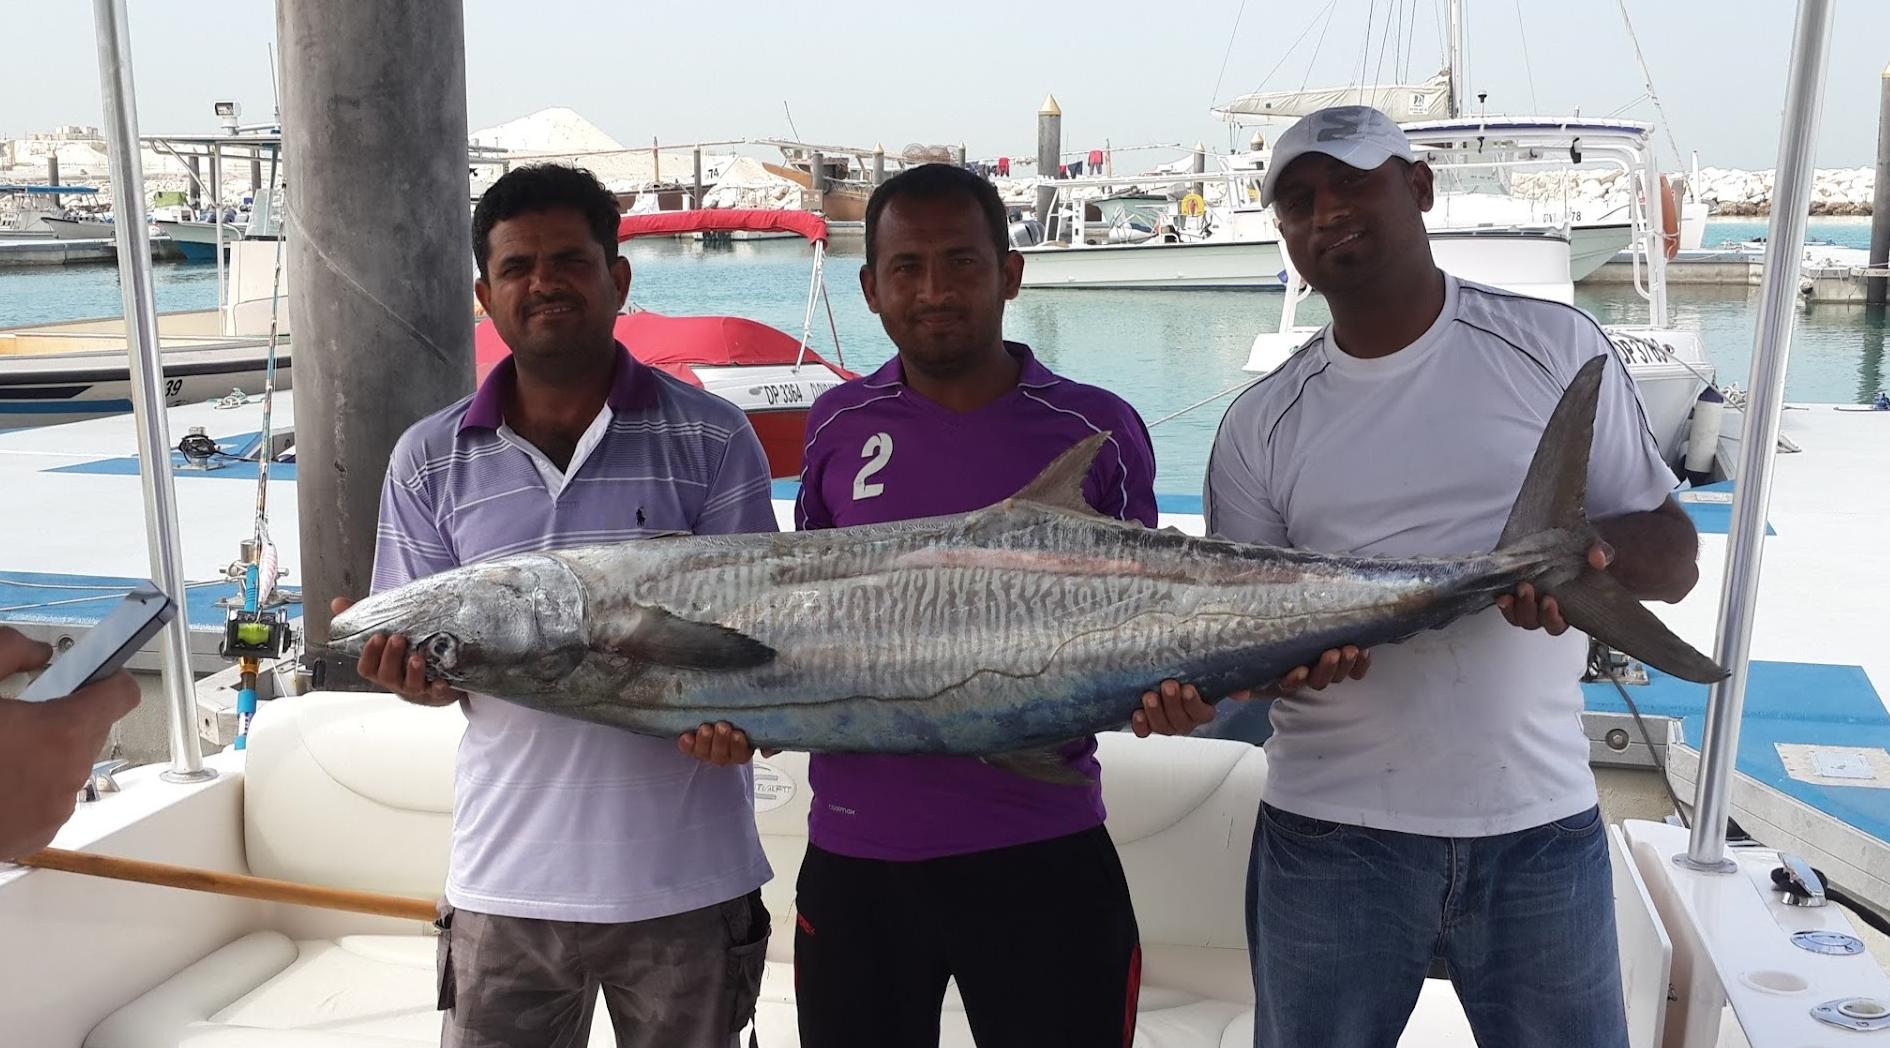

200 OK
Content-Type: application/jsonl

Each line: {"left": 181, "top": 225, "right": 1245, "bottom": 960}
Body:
{"left": 1583, "top": 640, "right": 1649, "bottom": 687}
{"left": 177, "top": 428, "right": 224, "bottom": 471}
{"left": 220, "top": 607, "right": 294, "bottom": 660}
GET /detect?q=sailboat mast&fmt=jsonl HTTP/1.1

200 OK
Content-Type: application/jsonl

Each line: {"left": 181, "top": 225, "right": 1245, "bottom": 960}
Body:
{"left": 1447, "top": 0, "right": 1467, "bottom": 118}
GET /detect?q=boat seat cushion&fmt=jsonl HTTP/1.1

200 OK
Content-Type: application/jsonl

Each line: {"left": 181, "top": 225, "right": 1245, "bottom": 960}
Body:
{"left": 87, "top": 693, "right": 1476, "bottom": 1047}
{"left": 82, "top": 931, "right": 1471, "bottom": 1048}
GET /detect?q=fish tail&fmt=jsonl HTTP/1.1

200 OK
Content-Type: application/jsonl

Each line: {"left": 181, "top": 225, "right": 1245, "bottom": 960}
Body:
{"left": 1495, "top": 356, "right": 1728, "bottom": 684}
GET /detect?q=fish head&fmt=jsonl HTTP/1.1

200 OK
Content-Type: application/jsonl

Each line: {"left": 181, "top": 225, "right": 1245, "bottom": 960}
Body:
{"left": 329, "top": 554, "right": 588, "bottom": 695}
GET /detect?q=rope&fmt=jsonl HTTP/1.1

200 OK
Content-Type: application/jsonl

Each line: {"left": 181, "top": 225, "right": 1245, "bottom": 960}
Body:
{"left": 1209, "top": 0, "right": 1250, "bottom": 107}
{"left": 821, "top": 278, "right": 844, "bottom": 370}
{"left": 1299, "top": 0, "right": 1341, "bottom": 96}
{"left": 1614, "top": 0, "right": 1686, "bottom": 166}
{"left": 1588, "top": 645, "right": 1690, "bottom": 828}
{"left": 1355, "top": 0, "right": 1379, "bottom": 92}
{"left": 1513, "top": 0, "right": 1539, "bottom": 113}
{"left": 1369, "top": 0, "right": 1399, "bottom": 92}
{"left": 1146, "top": 377, "right": 1261, "bottom": 429}
{"left": 0, "top": 579, "right": 230, "bottom": 616}
{"left": 1241, "top": 0, "right": 1339, "bottom": 102}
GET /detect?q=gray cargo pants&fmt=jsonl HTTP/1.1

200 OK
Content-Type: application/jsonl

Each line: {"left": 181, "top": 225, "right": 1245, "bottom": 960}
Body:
{"left": 435, "top": 890, "right": 769, "bottom": 1048}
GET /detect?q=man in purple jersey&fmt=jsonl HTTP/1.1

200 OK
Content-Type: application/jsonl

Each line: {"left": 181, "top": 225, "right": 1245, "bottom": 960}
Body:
{"left": 706, "top": 164, "right": 1359, "bottom": 1047}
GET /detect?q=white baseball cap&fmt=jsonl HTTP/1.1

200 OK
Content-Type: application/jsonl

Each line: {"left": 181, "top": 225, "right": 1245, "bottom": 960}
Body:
{"left": 1259, "top": 105, "right": 1415, "bottom": 208}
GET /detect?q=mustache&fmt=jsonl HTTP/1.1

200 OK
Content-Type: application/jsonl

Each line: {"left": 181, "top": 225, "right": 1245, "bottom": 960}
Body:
{"left": 523, "top": 294, "right": 582, "bottom": 313}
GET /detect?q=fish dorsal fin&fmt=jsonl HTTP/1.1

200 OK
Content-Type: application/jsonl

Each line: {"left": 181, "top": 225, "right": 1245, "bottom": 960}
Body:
{"left": 1012, "top": 431, "right": 1110, "bottom": 516}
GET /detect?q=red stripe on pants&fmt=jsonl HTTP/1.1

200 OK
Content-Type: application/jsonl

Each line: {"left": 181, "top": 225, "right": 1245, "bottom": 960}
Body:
{"left": 1123, "top": 942, "right": 1143, "bottom": 1047}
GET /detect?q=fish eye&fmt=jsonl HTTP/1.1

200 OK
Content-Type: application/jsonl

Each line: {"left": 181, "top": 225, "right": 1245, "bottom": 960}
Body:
{"left": 422, "top": 632, "right": 460, "bottom": 670}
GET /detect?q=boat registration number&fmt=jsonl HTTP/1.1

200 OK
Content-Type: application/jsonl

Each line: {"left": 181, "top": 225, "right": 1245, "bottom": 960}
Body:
{"left": 756, "top": 381, "right": 840, "bottom": 407}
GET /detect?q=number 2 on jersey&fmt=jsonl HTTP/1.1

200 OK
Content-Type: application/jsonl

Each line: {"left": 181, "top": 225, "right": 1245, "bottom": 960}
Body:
{"left": 853, "top": 432, "right": 892, "bottom": 500}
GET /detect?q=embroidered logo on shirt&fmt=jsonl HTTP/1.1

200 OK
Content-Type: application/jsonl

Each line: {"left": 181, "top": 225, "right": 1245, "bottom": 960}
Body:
{"left": 636, "top": 507, "right": 646, "bottom": 526}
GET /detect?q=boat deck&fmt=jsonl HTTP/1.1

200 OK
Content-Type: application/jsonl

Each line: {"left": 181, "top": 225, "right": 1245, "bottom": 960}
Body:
{"left": 1589, "top": 404, "right": 1890, "bottom": 900}
{"left": 0, "top": 396, "right": 298, "bottom": 672}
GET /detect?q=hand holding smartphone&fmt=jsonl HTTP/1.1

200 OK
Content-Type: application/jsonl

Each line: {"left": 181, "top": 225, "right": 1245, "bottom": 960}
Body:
{"left": 16, "top": 585, "right": 176, "bottom": 703}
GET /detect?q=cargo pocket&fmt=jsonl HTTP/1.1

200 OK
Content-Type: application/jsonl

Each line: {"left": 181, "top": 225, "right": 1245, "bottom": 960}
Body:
{"left": 433, "top": 905, "right": 457, "bottom": 1012}
{"left": 723, "top": 890, "right": 771, "bottom": 1036}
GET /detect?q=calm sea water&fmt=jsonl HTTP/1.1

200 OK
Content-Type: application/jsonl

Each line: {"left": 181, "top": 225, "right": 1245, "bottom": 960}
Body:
{"left": 2, "top": 219, "right": 1883, "bottom": 495}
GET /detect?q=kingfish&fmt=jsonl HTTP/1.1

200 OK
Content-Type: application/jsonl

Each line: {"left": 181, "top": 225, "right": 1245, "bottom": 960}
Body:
{"left": 331, "top": 356, "right": 1726, "bottom": 779}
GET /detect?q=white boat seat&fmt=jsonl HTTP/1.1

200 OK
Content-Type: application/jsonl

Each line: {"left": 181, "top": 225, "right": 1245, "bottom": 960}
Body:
{"left": 85, "top": 692, "right": 1479, "bottom": 1048}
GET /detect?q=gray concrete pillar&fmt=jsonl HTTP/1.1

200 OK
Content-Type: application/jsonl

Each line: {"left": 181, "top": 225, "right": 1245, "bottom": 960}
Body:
{"left": 279, "top": 0, "right": 475, "bottom": 687}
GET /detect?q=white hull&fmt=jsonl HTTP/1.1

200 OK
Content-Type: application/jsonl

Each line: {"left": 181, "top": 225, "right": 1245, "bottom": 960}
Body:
{"left": 40, "top": 215, "right": 125, "bottom": 240}
{"left": 0, "top": 339, "right": 288, "bottom": 428}
{"left": 1428, "top": 230, "right": 1574, "bottom": 304}
{"left": 1019, "top": 238, "right": 1286, "bottom": 290}
{"left": 1570, "top": 222, "right": 1633, "bottom": 281}
{"left": 1020, "top": 226, "right": 1572, "bottom": 298}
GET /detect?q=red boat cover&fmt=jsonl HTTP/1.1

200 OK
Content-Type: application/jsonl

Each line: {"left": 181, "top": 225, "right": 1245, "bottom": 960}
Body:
{"left": 473, "top": 310, "right": 852, "bottom": 385}
{"left": 615, "top": 209, "right": 828, "bottom": 245}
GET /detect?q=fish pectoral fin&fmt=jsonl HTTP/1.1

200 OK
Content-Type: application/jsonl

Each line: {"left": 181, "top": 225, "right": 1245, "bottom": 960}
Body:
{"left": 593, "top": 606, "right": 777, "bottom": 671}
{"left": 1008, "top": 432, "right": 1112, "bottom": 519}
{"left": 981, "top": 742, "right": 1094, "bottom": 786}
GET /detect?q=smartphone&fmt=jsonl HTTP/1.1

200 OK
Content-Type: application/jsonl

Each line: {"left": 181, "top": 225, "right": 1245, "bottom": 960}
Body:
{"left": 15, "top": 585, "right": 177, "bottom": 703}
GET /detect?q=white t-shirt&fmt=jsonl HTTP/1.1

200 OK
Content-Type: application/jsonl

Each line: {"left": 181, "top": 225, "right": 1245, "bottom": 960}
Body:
{"left": 1203, "top": 275, "right": 1678, "bottom": 837}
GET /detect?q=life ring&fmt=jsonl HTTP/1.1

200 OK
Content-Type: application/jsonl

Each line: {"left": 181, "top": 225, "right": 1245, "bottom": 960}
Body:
{"left": 1179, "top": 192, "right": 1207, "bottom": 218}
{"left": 1659, "top": 174, "right": 1680, "bottom": 261}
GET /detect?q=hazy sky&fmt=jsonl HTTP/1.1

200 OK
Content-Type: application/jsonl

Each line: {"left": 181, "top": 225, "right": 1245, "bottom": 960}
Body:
{"left": 4, "top": 1, "right": 1886, "bottom": 172}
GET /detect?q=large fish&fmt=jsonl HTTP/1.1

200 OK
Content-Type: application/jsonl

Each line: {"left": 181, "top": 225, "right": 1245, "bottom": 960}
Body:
{"left": 331, "top": 357, "right": 1726, "bottom": 777}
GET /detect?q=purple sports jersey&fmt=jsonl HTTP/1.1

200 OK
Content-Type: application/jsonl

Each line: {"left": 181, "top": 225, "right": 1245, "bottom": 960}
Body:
{"left": 794, "top": 342, "right": 1158, "bottom": 860}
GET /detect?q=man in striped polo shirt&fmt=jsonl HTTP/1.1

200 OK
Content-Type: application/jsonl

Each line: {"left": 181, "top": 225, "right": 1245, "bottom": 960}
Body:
{"left": 333, "top": 164, "right": 775, "bottom": 1047}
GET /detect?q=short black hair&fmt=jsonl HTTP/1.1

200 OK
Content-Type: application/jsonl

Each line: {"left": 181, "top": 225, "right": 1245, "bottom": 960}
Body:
{"left": 472, "top": 163, "right": 620, "bottom": 279}
{"left": 863, "top": 163, "right": 1009, "bottom": 270}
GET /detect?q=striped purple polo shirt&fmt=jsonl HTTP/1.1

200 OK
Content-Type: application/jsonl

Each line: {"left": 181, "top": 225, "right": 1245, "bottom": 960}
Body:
{"left": 370, "top": 343, "right": 777, "bottom": 923}
{"left": 795, "top": 342, "right": 1159, "bottom": 861}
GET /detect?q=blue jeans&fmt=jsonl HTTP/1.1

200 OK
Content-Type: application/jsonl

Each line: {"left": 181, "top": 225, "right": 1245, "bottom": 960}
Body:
{"left": 1247, "top": 803, "right": 1628, "bottom": 1048}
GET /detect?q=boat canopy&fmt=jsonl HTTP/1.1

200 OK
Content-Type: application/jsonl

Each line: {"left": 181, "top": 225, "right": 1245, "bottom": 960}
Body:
{"left": 0, "top": 184, "right": 102, "bottom": 196}
{"left": 1214, "top": 71, "right": 1452, "bottom": 124}
{"left": 616, "top": 208, "right": 828, "bottom": 245}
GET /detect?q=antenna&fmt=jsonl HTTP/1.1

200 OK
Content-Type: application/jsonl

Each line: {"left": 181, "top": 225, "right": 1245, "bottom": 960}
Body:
{"left": 266, "top": 43, "right": 280, "bottom": 122}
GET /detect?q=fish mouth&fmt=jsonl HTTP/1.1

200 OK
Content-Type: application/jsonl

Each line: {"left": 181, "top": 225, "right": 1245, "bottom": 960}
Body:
{"left": 328, "top": 593, "right": 449, "bottom": 653}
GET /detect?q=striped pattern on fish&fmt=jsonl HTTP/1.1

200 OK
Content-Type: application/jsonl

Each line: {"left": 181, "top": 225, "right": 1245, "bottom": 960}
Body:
{"left": 331, "top": 357, "right": 1727, "bottom": 772}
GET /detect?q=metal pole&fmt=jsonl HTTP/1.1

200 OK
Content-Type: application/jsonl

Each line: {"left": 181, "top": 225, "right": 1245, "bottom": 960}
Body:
{"left": 809, "top": 151, "right": 825, "bottom": 213}
{"left": 90, "top": 0, "right": 212, "bottom": 783}
{"left": 1681, "top": 0, "right": 1834, "bottom": 872}
{"left": 1036, "top": 94, "right": 1062, "bottom": 240}
{"left": 249, "top": 157, "right": 262, "bottom": 201}
{"left": 186, "top": 154, "right": 201, "bottom": 210}
{"left": 872, "top": 144, "right": 885, "bottom": 187}
{"left": 280, "top": 0, "right": 475, "bottom": 689}
{"left": 1447, "top": 0, "right": 1467, "bottom": 118}
{"left": 1869, "top": 61, "right": 1889, "bottom": 309}
{"left": 1641, "top": 139, "right": 1669, "bottom": 328}
{"left": 1192, "top": 141, "right": 1207, "bottom": 202}
{"left": 47, "top": 154, "right": 61, "bottom": 210}
{"left": 212, "top": 143, "right": 225, "bottom": 319}
{"left": 692, "top": 146, "right": 702, "bottom": 210}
